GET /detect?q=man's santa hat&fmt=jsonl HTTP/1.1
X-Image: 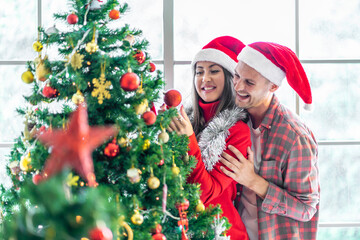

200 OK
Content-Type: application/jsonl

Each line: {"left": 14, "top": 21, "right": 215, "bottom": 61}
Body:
{"left": 191, "top": 36, "right": 246, "bottom": 75}
{"left": 238, "top": 42, "right": 312, "bottom": 110}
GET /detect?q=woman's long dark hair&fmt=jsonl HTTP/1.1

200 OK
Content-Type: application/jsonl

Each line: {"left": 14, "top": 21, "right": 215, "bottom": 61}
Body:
{"left": 192, "top": 64, "right": 237, "bottom": 137}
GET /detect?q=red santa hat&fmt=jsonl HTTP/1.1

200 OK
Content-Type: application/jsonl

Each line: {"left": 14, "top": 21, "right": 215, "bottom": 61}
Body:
{"left": 238, "top": 42, "right": 312, "bottom": 110}
{"left": 191, "top": 36, "right": 246, "bottom": 75}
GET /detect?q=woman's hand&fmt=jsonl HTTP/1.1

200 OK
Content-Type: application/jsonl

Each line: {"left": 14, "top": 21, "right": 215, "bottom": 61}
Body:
{"left": 168, "top": 106, "right": 194, "bottom": 137}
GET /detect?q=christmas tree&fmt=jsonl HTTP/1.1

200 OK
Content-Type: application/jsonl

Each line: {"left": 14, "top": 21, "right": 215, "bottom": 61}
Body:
{"left": 0, "top": 0, "right": 228, "bottom": 239}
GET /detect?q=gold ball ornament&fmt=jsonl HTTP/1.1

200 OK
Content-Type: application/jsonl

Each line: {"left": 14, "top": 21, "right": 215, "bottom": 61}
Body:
{"left": 131, "top": 210, "right": 144, "bottom": 225}
{"left": 195, "top": 200, "right": 205, "bottom": 213}
{"left": 171, "top": 164, "right": 180, "bottom": 176}
{"left": 85, "top": 41, "right": 99, "bottom": 54}
{"left": 147, "top": 176, "right": 160, "bottom": 189}
{"left": 127, "top": 167, "right": 142, "bottom": 183}
{"left": 134, "top": 99, "right": 148, "bottom": 115}
{"left": 158, "top": 129, "right": 169, "bottom": 143}
{"left": 72, "top": 90, "right": 85, "bottom": 105}
{"left": 21, "top": 70, "right": 34, "bottom": 84}
{"left": 20, "top": 153, "right": 32, "bottom": 172}
{"left": 32, "top": 41, "right": 43, "bottom": 52}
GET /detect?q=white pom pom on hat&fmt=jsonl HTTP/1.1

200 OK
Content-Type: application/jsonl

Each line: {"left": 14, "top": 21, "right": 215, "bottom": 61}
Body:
{"left": 238, "top": 42, "right": 313, "bottom": 110}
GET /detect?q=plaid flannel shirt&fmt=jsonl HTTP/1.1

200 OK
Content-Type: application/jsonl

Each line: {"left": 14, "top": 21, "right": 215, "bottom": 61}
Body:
{"left": 252, "top": 95, "right": 320, "bottom": 239}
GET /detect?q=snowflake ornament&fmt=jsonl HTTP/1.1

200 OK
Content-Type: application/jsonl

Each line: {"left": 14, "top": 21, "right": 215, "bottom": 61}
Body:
{"left": 91, "top": 73, "right": 111, "bottom": 104}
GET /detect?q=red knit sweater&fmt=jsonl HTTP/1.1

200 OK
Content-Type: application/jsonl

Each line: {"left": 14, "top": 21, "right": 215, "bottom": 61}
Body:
{"left": 187, "top": 100, "right": 251, "bottom": 240}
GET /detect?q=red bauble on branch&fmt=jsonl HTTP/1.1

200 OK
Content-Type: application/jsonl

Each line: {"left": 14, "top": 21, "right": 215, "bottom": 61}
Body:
{"left": 32, "top": 173, "right": 42, "bottom": 185}
{"left": 143, "top": 111, "right": 157, "bottom": 125}
{"left": 104, "top": 139, "right": 119, "bottom": 157}
{"left": 67, "top": 13, "right": 78, "bottom": 24}
{"left": 120, "top": 72, "right": 140, "bottom": 91}
{"left": 149, "top": 62, "right": 156, "bottom": 72}
{"left": 152, "top": 224, "right": 167, "bottom": 240}
{"left": 133, "top": 50, "right": 146, "bottom": 64}
{"left": 164, "top": 89, "right": 182, "bottom": 107}
{"left": 42, "top": 85, "right": 59, "bottom": 98}
{"left": 89, "top": 226, "right": 113, "bottom": 240}
{"left": 109, "top": 9, "right": 120, "bottom": 20}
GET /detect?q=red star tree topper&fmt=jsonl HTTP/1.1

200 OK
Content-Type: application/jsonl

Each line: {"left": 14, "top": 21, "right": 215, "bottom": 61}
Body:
{"left": 38, "top": 103, "right": 118, "bottom": 187}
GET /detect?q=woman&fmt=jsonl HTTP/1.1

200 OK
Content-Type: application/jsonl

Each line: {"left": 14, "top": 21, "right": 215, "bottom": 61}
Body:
{"left": 169, "top": 36, "right": 251, "bottom": 239}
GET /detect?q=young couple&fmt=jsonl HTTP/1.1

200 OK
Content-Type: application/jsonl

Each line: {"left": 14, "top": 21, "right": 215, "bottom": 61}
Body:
{"left": 167, "top": 36, "right": 320, "bottom": 240}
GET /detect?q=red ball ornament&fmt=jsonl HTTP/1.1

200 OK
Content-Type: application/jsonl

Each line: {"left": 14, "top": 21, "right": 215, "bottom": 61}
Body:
{"left": 142, "top": 111, "right": 157, "bottom": 125}
{"left": 32, "top": 173, "right": 42, "bottom": 185}
{"left": 67, "top": 13, "right": 78, "bottom": 24}
{"left": 89, "top": 226, "right": 113, "bottom": 240}
{"left": 133, "top": 50, "right": 146, "bottom": 64}
{"left": 104, "top": 139, "right": 119, "bottom": 157}
{"left": 164, "top": 89, "right": 182, "bottom": 107}
{"left": 42, "top": 85, "right": 59, "bottom": 98}
{"left": 175, "top": 198, "right": 190, "bottom": 211}
{"left": 120, "top": 72, "right": 140, "bottom": 91}
{"left": 109, "top": 9, "right": 120, "bottom": 19}
{"left": 152, "top": 233, "right": 166, "bottom": 240}
{"left": 149, "top": 62, "right": 156, "bottom": 72}
{"left": 151, "top": 224, "right": 163, "bottom": 234}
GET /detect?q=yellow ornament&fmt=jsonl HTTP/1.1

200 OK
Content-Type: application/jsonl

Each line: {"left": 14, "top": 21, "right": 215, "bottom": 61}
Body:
{"left": 195, "top": 200, "right": 205, "bottom": 213}
{"left": 130, "top": 210, "right": 144, "bottom": 225}
{"left": 85, "top": 40, "right": 98, "bottom": 54}
{"left": 171, "top": 164, "right": 180, "bottom": 176}
{"left": 134, "top": 99, "right": 148, "bottom": 115}
{"left": 118, "top": 216, "right": 134, "bottom": 240}
{"left": 20, "top": 153, "right": 32, "bottom": 172}
{"left": 36, "top": 57, "right": 51, "bottom": 81}
{"left": 127, "top": 167, "right": 142, "bottom": 183}
{"left": 147, "top": 176, "right": 160, "bottom": 189}
{"left": 158, "top": 129, "right": 169, "bottom": 143}
{"left": 142, "top": 139, "right": 151, "bottom": 150}
{"left": 76, "top": 215, "right": 83, "bottom": 224}
{"left": 69, "top": 52, "right": 84, "bottom": 70}
{"left": 21, "top": 70, "right": 34, "bottom": 84}
{"left": 32, "top": 41, "right": 43, "bottom": 52}
{"left": 66, "top": 173, "right": 80, "bottom": 187}
{"left": 91, "top": 64, "right": 111, "bottom": 104}
{"left": 72, "top": 90, "right": 85, "bottom": 105}
{"left": 118, "top": 137, "right": 129, "bottom": 147}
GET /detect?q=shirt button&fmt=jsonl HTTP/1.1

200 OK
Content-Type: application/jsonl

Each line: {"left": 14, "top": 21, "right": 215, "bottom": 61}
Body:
{"left": 237, "top": 192, "right": 241, "bottom": 196}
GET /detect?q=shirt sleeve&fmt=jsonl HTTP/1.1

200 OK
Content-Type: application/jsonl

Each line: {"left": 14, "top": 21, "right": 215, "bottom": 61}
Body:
{"left": 187, "top": 121, "right": 251, "bottom": 204}
{"left": 261, "top": 134, "right": 320, "bottom": 222}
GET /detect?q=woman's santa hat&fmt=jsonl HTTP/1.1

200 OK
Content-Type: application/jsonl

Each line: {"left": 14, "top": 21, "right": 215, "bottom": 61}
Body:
{"left": 191, "top": 36, "right": 246, "bottom": 75}
{"left": 238, "top": 42, "right": 313, "bottom": 110}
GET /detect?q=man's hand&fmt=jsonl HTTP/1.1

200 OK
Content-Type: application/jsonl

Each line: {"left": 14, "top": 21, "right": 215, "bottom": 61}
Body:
{"left": 220, "top": 145, "right": 269, "bottom": 199}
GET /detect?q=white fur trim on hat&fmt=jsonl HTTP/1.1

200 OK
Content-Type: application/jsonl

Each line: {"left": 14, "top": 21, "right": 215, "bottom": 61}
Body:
{"left": 238, "top": 46, "right": 286, "bottom": 86}
{"left": 191, "top": 48, "right": 237, "bottom": 75}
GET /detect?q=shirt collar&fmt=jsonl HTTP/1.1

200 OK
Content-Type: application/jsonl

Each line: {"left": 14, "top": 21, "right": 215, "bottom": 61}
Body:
{"left": 260, "top": 95, "right": 279, "bottom": 130}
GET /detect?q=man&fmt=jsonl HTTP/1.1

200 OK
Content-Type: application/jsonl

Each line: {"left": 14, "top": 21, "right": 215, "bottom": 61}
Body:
{"left": 219, "top": 42, "right": 320, "bottom": 240}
